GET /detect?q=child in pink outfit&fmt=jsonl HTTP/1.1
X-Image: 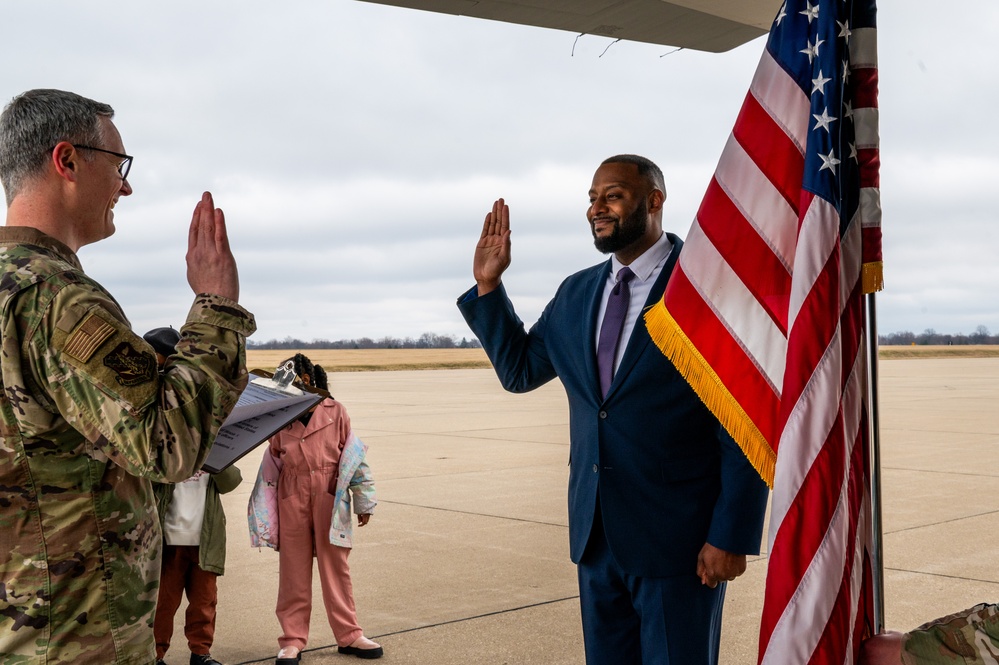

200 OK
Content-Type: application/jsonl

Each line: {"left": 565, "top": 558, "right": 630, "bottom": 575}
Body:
{"left": 251, "top": 354, "right": 382, "bottom": 664}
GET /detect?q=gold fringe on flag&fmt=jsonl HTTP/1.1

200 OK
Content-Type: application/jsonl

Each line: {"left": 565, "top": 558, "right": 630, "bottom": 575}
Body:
{"left": 644, "top": 299, "right": 776, "bottom": 488}
{"left": 862, "top": 261, "right": 884, "bottom": 294}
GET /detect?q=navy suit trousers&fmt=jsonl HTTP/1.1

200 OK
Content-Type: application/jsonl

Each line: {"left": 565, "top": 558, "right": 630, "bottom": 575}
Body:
{"left": 578, "top": 506, "right": 725, "bottom": 665}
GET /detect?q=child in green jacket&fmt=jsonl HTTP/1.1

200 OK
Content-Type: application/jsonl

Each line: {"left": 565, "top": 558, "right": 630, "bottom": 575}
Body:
{"left": 147, "top": 327, "right": 242, "bottom": 665}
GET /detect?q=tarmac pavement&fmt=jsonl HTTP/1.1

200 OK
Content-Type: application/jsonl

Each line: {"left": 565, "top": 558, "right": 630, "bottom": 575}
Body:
{"left": 163, "top": 357, "right": 999, "bottom": 665}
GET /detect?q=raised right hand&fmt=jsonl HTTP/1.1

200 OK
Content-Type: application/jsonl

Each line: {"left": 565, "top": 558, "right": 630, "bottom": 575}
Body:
{"left": 472, "top": 198, "right": 512, "bottom": 296}
{"left": 186, "top": 191, "right": 240, "bottom": 301}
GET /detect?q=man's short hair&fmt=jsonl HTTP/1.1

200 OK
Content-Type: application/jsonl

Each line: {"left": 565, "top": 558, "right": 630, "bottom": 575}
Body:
{"left": 0, "top": 89, "right": 115, "bottom": 205}
{"left": 601, "top": 154, "right": 667, "bottom": 197}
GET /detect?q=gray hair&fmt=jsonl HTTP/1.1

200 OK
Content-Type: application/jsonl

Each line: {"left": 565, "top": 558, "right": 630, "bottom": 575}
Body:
{"left": 0, "top": 89, "right": 115, "bottom": 205}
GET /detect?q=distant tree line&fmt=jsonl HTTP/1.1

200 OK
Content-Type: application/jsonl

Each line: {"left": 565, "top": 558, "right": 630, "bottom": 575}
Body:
{"left": 250, "top": 327, "right": 999, "bottom": 349}
{"left": 879, "top": 326, "right": 998, "bottom": 346}
{"left": 247, "top": 332, "right": 482, "bottom": 350}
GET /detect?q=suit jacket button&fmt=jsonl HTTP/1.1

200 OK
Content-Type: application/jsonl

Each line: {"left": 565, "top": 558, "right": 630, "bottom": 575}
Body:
{"left": 592, "top": 464, "right": 598, "bottom": 473}
{"left": 598, "top": 410, "right": 607, "bottom": 419}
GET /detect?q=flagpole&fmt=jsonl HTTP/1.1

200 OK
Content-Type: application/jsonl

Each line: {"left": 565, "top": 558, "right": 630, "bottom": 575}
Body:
{"left": 864, "top": 292, "right": 885, "bottom": 633}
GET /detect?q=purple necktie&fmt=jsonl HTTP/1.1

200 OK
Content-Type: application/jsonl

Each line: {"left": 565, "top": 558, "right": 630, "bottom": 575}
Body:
{"left": 597, "top": 266, "right": 635, "bottom": 397}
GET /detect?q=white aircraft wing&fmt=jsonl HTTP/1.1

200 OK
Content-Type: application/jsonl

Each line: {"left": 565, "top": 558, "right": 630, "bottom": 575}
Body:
{"left": 356, "top": 0, "right": 782, "bottom": 52}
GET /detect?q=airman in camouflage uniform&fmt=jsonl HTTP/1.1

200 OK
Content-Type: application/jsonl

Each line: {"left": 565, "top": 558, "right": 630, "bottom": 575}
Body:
{"left": 860, "top": 604, "right": 999, "bottom": 664}
{"left": 0, "top": 89, "right": 256, "bottom": 664}
{"left": 902, "top": 603, "right": 999, "bottom": 665}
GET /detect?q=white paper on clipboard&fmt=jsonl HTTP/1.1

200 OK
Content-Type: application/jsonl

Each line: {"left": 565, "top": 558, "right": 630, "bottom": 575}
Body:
{"left": 202, "top": 371, "right": 322, "bottom": 473}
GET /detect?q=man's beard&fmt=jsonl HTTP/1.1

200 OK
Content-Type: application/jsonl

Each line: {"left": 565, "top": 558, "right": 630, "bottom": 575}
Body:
{"left": 592, "top": 198, "right": 648, "bottom": 254}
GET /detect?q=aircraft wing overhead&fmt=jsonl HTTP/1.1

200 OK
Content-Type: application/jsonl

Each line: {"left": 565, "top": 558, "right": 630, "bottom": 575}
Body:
{"left": 356, "top": 0, "right": 782, "bottom": 52}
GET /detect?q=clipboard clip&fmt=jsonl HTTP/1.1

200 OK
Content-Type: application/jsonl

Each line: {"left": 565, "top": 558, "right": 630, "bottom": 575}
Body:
{"left": 272, "top": 359, "right": 297, "bottom": 389}
{"left": 247, "top": 362, "right": 332, "bottom": 400}
{"left": 249, "top": 361, "right": 305, "bottom": 395}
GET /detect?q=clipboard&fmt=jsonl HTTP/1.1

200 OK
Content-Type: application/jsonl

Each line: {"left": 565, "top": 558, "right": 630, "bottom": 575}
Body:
{"left": 201, "top": 365, "right": 326, "bottom": 473}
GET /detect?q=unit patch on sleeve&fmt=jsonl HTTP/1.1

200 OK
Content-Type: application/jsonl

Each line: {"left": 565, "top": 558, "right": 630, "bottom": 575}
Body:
{"left": 64, "top": 312, "right": 116, "bottom": 363}
{"left": 103, "top": 342, "right": 157, "bottom": 386}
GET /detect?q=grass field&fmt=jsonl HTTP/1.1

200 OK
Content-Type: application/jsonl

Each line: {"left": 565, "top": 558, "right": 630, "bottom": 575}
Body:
{"left": 246, "top": 345, "right": 999, "bottom": 373}
{"left": 878, "top": 345, "right": 999, "bottom": 359}
{"left": 246, "top": 348, "right": 491, "bottom": 372}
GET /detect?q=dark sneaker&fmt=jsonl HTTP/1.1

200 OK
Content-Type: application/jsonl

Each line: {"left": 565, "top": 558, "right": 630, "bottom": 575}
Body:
{"left": 191, "top": 654, "right": 224, "bottom": 665}
{"left": 338, "top": 644, "right": 384, "bottom": 659}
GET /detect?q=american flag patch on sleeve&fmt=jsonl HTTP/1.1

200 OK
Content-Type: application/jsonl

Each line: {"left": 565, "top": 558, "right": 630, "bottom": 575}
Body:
{"left": 64, "top": 313, "right": 116, "bottom": 363}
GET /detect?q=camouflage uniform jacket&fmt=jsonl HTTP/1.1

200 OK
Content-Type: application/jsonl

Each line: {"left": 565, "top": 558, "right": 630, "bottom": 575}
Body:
{"left": 0, "top": 226, "right": 256, "bottom": 664}
{"left": 903, "top": 603, "right": 999, "bottom": 665}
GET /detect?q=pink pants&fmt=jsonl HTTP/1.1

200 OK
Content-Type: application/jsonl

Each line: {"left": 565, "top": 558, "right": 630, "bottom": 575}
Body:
{"left": 276, "top": 471, "right": 362, "bottom": 650}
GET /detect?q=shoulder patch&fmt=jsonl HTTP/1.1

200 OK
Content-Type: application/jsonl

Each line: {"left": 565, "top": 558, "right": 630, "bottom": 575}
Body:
{"left": 64, "top": 313, "right": 116, "bottom": 362}
{"left": 103, "top": 342, "right": 157, "bottom": 387}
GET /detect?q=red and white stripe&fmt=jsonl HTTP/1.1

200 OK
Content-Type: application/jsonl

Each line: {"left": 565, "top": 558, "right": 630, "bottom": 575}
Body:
{"left": 647, "top": 12, "right": 881, "bottom": 665}
{"left": 760, "top": 22, "right": 880, "bottom": 665}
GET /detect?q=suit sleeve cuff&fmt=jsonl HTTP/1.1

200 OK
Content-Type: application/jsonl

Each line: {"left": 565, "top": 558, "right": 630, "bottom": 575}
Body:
{"left": 458, "top": 285, "right": 479, "bottom": 304}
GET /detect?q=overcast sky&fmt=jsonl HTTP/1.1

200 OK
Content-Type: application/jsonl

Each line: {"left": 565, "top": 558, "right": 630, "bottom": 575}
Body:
{"left": 2, "top": 0, "right": 996, "bottom": 343}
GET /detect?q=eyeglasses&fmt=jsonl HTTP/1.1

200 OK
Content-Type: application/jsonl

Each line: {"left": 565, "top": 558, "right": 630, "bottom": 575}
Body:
{"left": 73, "top": 144, "right": 133, "bottom": 181}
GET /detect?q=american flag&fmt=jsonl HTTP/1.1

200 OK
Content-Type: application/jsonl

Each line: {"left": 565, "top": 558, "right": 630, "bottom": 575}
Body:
{"left": 643, "top": 0, "right": 881, "bottom": 662}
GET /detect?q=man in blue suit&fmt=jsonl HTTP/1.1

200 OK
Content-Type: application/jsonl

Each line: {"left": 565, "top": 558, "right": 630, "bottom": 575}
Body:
{"left": 457, "top": 155, "right": 769, "bottom": 664}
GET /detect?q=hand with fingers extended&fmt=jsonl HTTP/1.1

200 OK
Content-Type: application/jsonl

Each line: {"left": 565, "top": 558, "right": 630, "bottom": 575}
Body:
{"left": 696, "top": 542, "right": 748, "bottom": 588}
{"left": 186, "top": 191, "right": 240, "bottom": 301}
{"left": 472, "top": 198, "right": 512, "bottom": 296}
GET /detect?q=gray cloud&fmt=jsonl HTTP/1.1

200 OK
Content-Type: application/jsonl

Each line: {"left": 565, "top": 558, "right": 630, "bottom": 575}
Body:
{"left": 4, "top": 0, "right": 998, "bottom": 342}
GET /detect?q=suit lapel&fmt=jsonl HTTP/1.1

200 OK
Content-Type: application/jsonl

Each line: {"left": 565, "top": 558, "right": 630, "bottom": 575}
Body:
{"left": 604, "top": 234, "right": 683, "bottom": 400}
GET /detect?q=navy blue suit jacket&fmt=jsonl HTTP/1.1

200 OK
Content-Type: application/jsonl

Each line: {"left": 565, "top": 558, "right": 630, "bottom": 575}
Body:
{"left": 459, "top": 234, "right": 768, "bottom": 578}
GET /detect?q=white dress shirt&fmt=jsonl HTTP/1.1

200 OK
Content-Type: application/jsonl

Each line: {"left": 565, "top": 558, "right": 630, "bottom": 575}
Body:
{"left": 594, "top": 232, "right": 674, "bottom": 377}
